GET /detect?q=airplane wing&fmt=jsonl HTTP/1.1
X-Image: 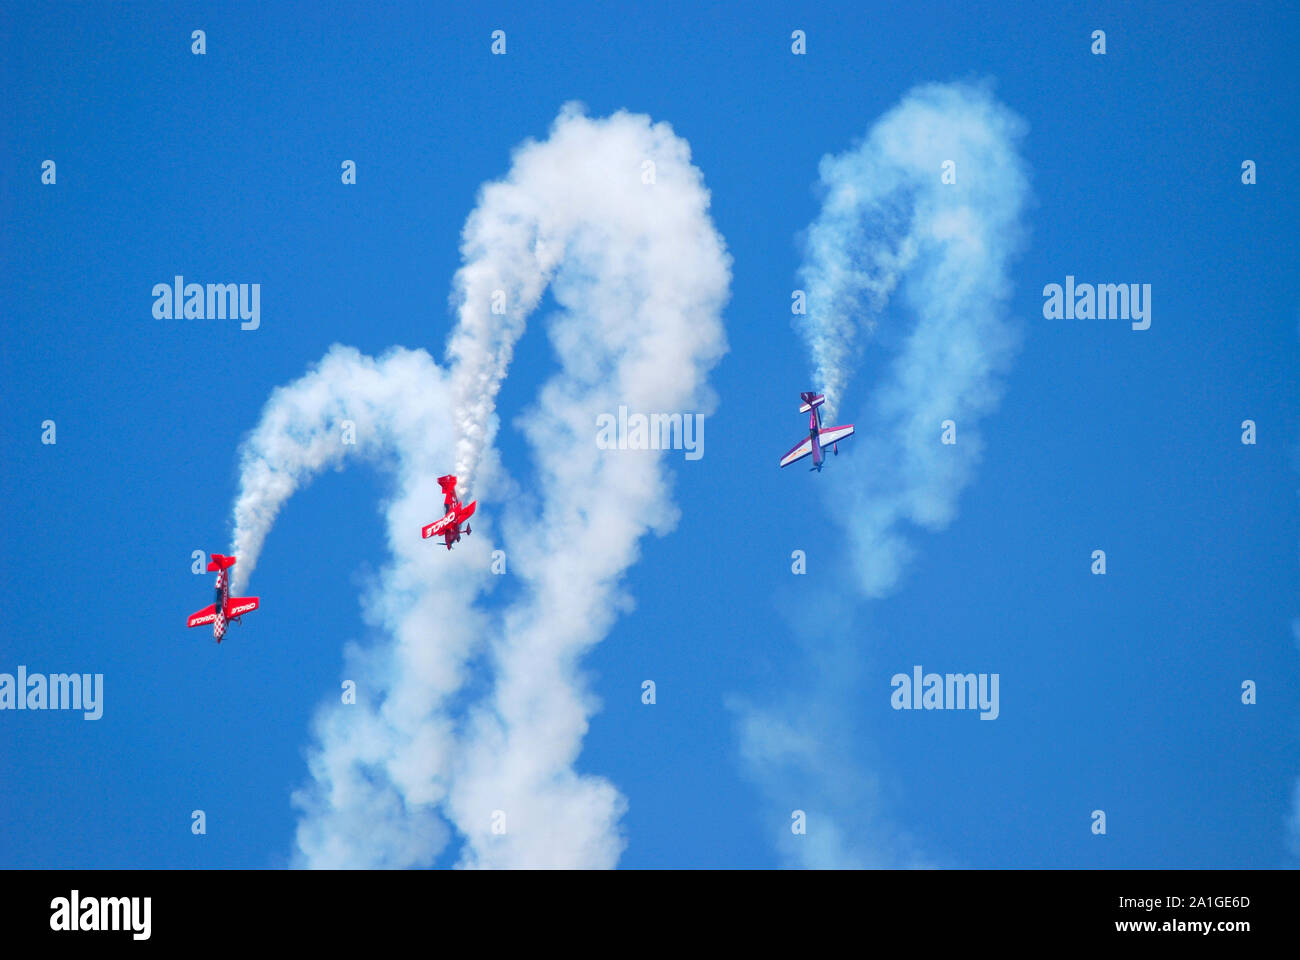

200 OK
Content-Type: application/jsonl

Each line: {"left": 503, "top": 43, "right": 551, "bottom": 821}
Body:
{"left": 818, "top": 424, "right": 855, "bottom": 447}
{"left": 187, "top": 604, "right": 218, "bottom": 628}
{"left": 226, "top": 597, "right": 259, "bottom": 618}
{"left": 780, "top": 437, "right": 814, "bottom": 468}
{"left": 423, "top": 501, "right": 476, "bottom": 539}
{"left": 422, "top": 512, "right": 456, "bottom": 539}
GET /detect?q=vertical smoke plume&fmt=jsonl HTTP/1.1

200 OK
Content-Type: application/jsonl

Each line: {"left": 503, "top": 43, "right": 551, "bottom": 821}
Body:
{"left": 441, "top": 106, "right": 730, "bottom": 867}
{"left": 739, "top": 82, "right": 1029, "bottom": 867}
{"left": 228, "top": 346, "right": 485, "bottom": 867}
{"left": 226, "top": 105, "right": 729, "bottom": 867}
{"left": 798, "top": 81, "right": 1029, "bottom": 595}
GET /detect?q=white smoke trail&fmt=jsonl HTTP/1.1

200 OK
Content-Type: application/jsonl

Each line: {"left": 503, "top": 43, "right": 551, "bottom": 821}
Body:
{"left": 226, "top": 345, "right": 488, "bottom": 867}
{"left": 798, "top": 81, "right": 1029, "bottom": 595}
{"left": 443, "top": 188, "right": 548, "bottom": 499}
{"left": 798, "top": 81, "right": 1028, "bottom": 426}
{"left": 229, "top": 347, "right": 451, "bottom": 594}
{"left": 226, "top": 105, "right": 729, "bottom": 867}
{"left": 739, "top": 81, "right": 1029, "bottom": 867}
{"left": 734, "top": 700, "right": 934, "bottom": 868}
{"left": 440, "top": 106, "right": 730, "bottom": 867}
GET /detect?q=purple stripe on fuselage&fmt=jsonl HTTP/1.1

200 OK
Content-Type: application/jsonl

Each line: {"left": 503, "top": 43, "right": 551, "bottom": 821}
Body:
{"left": 809, "top": 407, "right": 823, "bottom": 466}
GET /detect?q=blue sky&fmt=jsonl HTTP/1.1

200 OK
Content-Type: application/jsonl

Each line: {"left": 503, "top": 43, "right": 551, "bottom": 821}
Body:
{"left": 2, "top": 0, "right": 1297, "bottom": 868}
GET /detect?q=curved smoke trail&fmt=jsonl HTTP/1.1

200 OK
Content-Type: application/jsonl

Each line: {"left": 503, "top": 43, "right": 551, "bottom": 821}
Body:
{"left": 442, "top": 106, "right": 729, "bottom": 867}
{"left": 739, "top": 81, "right": 1030, "bottom": 867}
{"left": 798, "top": 81, "right": 1029, "bottom": 596}
{"left": 226, "top": 104, "right": 729, "bottom": 867}
{"left": 229, "top": 346, "right": 484, "bottom": 867}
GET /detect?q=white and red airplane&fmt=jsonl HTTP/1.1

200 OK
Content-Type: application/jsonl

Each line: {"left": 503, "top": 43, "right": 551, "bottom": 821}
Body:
{"left": 186, "top": 553, "right": 259, "bottom": 643}
{"left": 422, "top": 475, "right": 477, "bottom": 550}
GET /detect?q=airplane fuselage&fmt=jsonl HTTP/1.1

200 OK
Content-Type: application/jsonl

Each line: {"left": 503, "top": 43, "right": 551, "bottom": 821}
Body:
{"left": 212, "top": 566, "right": 229, "bottom": 641}
{"left": 779, "top": 391, "right": 854, "bottom": 471}
{"left": 423, "top": 474, "right": 476, "bottom": 550}
{"left": 423, "top": 498, "right": 475, "bottom": 549}
{"left": 186, "top": 553, "right": 258, "bottom": 643}
{"left": 808, "top": 406, "right": 825, "bottom": 470}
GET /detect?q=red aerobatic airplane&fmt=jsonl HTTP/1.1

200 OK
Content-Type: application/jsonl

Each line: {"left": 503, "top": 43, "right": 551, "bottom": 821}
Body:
{"left": 422, "top": 475, "right": 476, "bottom": 550}
{"left": 186, "top": 553, "right": 259, "bottom": 643}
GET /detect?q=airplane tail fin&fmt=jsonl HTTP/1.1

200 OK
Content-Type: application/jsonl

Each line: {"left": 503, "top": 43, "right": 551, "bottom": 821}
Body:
{"left": 206, "top": 554, "right": 238, "bottom": 572}
{"left": 798, "top": 392, "right": 826, "bottom": 413}
{"left": 437, "top": 474, "right": 459, "bottom": 506}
